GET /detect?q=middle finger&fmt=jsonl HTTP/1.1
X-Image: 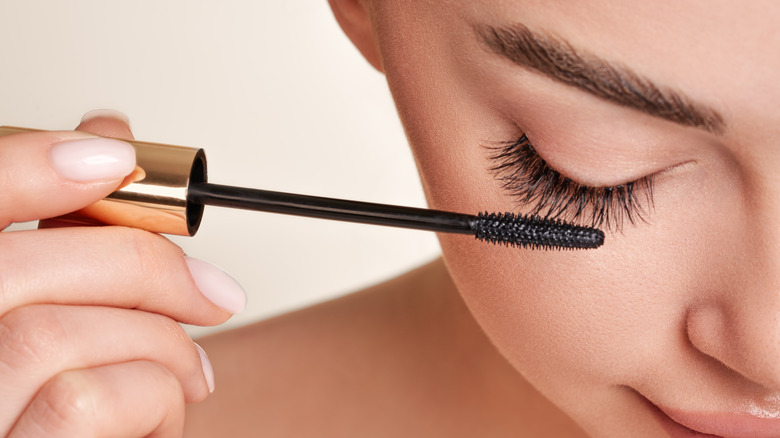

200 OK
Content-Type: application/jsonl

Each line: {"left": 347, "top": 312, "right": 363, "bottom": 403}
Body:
{"left": 0, "top": 304, "right": 212, "bottom": 435}
{"left": 0, "top": 226, "right": 245, "bottom": 325}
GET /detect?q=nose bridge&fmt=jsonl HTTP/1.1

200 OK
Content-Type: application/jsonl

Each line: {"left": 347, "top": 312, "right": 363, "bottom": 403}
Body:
{"left": 741, "top": 157, "right": 780, "bottom": 298}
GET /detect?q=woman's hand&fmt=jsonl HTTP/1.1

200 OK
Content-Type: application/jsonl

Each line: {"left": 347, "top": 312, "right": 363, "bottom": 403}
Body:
{"left": 0, "top": 111, "right": 246, "bottom": 437}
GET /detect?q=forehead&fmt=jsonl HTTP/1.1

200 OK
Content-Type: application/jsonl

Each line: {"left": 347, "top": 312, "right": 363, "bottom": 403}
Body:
{"left": 375, "top": 0, "right": 780, "bottom": 133}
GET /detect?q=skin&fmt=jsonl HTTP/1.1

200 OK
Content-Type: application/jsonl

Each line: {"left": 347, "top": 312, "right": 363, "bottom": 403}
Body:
{"left": 3, "top": 1, "right": 780, "bottom": 437}
{"left": 190, "top": 0, "right": 780, "bottom": 437}
{"left": 0, "top": 117, "right": 230, "bottom": 436}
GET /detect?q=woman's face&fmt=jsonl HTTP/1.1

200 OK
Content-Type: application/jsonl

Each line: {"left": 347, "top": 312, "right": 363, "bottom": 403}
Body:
{"left": 365, "top": 1, "right": 780, "bottom": 436}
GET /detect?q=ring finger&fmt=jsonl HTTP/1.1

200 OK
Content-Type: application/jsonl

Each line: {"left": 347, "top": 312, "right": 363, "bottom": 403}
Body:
{"left": 8, "top": 360, "right": 186, "bottom": 438}
{"left": 0, "top": 304, "right": 212, "bottom": 435}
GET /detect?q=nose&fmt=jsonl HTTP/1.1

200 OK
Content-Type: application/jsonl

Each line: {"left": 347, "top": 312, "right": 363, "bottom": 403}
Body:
{"left": 686, "top": 172, "right": 780, "bottom": 390}
{"left": 687, "top": 301, "right": 780, "bottom": 390}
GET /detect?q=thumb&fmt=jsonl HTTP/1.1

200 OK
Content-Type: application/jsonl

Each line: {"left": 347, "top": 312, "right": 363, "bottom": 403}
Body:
{"left": 75, "top": 108, "right": 135, "bottom": 140}
{"left": 0, "top": 128, "right": 136, "bottom": 229}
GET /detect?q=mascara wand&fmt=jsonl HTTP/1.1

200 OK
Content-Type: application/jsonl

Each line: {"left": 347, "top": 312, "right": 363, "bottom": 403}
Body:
{"left": 0, "top": 126, "right": 604, "bottom": 249}
{"left": 187, "top": 183, "right": 604, "bottom": 250}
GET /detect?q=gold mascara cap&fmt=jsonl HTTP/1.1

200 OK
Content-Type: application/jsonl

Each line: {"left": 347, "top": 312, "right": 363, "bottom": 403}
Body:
{"left": 0, "top": 126, "right": 206, "bottom": 236}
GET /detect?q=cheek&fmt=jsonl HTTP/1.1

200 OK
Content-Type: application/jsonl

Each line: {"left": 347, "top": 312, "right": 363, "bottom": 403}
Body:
{"left": 434, "top": 166, "right": 740, "bottom": 400}
{"left": 439, "top": 234, "right": 656, "bottom": 384}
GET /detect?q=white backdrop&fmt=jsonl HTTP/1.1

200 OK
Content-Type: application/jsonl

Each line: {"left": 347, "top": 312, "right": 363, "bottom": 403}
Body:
{"left": 0, "top": 1, "right": 441, "bottom": 337}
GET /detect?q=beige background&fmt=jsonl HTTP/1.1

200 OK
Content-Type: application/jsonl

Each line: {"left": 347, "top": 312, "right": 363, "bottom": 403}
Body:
{"left": 0, "top": 1, "right": 441, "bottom": 336}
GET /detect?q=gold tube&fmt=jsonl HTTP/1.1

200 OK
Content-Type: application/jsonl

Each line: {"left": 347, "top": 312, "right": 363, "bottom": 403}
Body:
{"left": 0, "top": 126, "right": 206, "bottom": 236}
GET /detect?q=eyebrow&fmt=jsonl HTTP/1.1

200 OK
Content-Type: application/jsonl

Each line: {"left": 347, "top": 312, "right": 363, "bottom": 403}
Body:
{"left": 475, "top": 23, "right": 726, "bottom": 134}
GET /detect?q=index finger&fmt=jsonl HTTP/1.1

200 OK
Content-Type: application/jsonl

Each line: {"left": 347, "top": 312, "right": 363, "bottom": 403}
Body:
{"left": 0, "top": 129, "right": 136, "bottom": 229}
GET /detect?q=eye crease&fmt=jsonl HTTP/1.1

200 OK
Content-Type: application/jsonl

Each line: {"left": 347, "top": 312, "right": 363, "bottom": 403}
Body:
{"left": 487, "top": 134, "right": 655, "bottom": 230}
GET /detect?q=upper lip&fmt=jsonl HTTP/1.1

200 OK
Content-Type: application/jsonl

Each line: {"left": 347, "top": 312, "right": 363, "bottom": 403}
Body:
{"left": 656, "top": 404, "right": 780, "bottom": 438}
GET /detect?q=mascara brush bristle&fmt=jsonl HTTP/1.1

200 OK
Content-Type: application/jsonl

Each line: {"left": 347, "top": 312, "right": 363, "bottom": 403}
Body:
{"left": 472, "top": 212, "right": 604, "bottom": 250}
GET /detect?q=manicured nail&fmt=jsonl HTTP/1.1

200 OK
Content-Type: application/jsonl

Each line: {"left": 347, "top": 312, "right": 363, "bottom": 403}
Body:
{"left": 49, "top": 138, "right": 136, "bottom": 182}
{"left": 184, "top": 257, "right": 247, "bottom": 313}
{"left": 81, "top": 109, "right": 131, "bottom": 126}
{"left": 194, "top": 343, "right": 215, "bottom": 393}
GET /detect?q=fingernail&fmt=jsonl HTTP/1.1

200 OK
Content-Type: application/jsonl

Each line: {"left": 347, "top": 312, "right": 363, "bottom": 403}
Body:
{"left": 184, "top": 257, "right": 247, "bottom": 314}
{"left": 194, "top": 343, "right": 215, "bottom": 393}
{"left": 49, "top": 138, "right": 136, "bottom": 182}
{"left": 81, "top": 109, "right": 131, "bottom": 127}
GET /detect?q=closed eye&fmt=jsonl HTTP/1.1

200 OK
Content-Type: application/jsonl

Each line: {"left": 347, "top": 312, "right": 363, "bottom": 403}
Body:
{"left": 486, "top": 134, "right": 655, "bottom": 230}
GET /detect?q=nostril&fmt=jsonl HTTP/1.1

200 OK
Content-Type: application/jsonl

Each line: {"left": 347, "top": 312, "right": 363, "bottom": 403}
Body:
{"left": 687, "top": 304, "right": 780, "bottom": 390}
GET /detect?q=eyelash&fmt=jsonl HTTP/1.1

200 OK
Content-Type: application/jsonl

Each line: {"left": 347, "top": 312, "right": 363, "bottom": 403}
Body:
{"left": 487, "top": 134, "right": 655, "bottom": 230}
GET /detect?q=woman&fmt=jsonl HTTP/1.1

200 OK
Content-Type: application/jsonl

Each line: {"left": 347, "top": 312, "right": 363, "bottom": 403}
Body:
{"left": 2, "top": 0, "right": 779, "bottom": 436}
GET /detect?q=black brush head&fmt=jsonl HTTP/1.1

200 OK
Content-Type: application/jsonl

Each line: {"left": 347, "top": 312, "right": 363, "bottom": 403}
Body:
{"left": 472, "top": 212, "right": 604, "bottom": 250}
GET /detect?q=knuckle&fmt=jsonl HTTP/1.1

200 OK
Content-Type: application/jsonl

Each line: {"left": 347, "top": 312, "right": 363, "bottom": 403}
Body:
{"left": 0, "top": 307, "right": 63, "bottom": 371}
{"left": 145, "top": 360, "right": 185, "bottom": 399}
{"left": 33, "top": 372, "right": 98, "bottom": 431}
{"left": 148, "top": 315, "right": 204, "bottom": 377}
{"left": 153, "top": 313, "right": 191, "bottom": 344}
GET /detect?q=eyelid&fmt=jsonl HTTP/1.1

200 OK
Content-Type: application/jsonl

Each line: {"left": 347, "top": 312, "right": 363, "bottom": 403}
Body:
{"left": 650, "top": 160, "right": 698, "bottom": 181}
{"left": 522, "top": 128, "right": 668, "bottom": 188}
